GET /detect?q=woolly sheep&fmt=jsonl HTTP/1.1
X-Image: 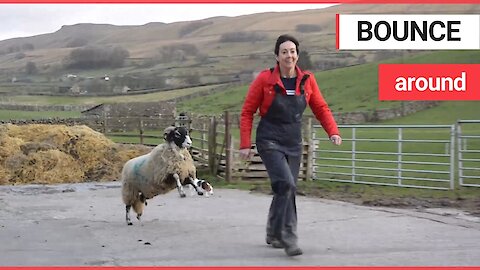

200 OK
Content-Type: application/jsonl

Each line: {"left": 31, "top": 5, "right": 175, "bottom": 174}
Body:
{"left": 121, "top": 126, "right": 208, "bottom": 225}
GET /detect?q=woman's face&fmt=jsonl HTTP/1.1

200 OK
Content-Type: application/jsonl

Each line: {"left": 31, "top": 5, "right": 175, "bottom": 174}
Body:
{"left": 276, "top": 40, "right": 298, "bottom": 71}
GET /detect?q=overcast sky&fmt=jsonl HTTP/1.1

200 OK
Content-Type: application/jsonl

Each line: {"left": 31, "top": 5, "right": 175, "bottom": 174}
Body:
{"left": 0, "top": 4, "right": 335, "bottom": 41}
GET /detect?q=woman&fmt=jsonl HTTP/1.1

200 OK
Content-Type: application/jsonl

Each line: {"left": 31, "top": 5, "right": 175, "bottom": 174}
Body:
{"left": 239, "top": 34, "right": 342, "bottom": 256}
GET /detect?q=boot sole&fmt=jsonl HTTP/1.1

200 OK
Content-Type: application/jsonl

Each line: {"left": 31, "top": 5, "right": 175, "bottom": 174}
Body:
{"left": 285, "top": 247, "right": 303, "bottom": 256}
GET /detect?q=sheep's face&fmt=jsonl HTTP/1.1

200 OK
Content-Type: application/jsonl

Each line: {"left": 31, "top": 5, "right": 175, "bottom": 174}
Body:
{"left": 165, "top": 126, "right": 192, "bottom": 149}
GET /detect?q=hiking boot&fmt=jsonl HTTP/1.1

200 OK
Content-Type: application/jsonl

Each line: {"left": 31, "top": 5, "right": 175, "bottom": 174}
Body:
{"left": 285, "top": 245, "right": 303, "bottom": 256}
{"left": 266, "top": 236, "right": 284, "bottom": 248}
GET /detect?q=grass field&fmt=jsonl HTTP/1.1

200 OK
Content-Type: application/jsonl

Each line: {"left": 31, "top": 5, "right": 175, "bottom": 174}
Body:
{"left": 0, "top": 85, "right": 216, "bottom": 106}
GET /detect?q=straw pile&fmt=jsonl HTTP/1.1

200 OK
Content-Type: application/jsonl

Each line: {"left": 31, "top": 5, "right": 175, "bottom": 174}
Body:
{"left": 0, "top": 124, "right": 151, "bottom": 185}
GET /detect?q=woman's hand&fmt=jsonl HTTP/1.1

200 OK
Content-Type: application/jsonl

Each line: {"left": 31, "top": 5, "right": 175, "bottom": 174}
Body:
{"left": 239, "top": 148, "right": 252, "bottom": 160}
{"left": 330, "top": 135, "right": 342, "bottom": 146}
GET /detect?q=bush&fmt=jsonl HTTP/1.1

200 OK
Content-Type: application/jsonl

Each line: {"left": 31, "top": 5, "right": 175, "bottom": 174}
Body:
{"left": 22, "top": 43, "right": 35, "bottom": 51}
{"left": 296, "top": 24, "right": 322, "bottom": 33}
{"left": 14, "top": 52, "right": 25, "bottom": 60}
{"left": 63, "top": 46, "right": 129, "bottom": 69}
{"left": 25, "top": 61, "right": 38, "bottom": 75}
{"left": 158, "top": 43, "right": 199, "bottom": 62}
{"left": 179, "top": 21, "right": 213, "bottom": 37}
{"left": 66, "top": 38, "right": 89, "bottom": 48}
{"left": 219, "top": 32, "right": 266, "bottom": 43}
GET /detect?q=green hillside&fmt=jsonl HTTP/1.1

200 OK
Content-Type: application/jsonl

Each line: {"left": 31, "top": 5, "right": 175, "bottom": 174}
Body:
{"left": 178, "top": 50, "right": 480, "bottom": 121}
{"left": 3, "top": 50, "right": 479, "bottom": 123}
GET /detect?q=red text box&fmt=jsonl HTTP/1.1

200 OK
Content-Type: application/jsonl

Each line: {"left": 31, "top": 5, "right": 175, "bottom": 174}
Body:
{"left": 379, "top": 64, "right": 480, "bottom": 100}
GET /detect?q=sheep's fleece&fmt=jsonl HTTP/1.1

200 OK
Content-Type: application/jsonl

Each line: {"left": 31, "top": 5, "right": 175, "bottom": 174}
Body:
{"left": 121, "top": 143, "right": 196, "bottom": 203}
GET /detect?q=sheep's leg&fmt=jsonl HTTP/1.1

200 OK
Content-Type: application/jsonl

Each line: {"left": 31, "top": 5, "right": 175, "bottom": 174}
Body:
{"left": 183, "top": 177, "right": 203, "bottom": 196}
{"left": 125, "top": 205, "right": 133, "bottom": 226}
{"left": 134, "top": 194, "right": 147, "bottom": 221}
{"left": 186, "top": 182, "right": 196, "bottom": 196}
{"left": 140, "top": 193, "right": 147, "bottom": 206}
{"left": 174, "top": 173, "right": 186, "bottom": 198}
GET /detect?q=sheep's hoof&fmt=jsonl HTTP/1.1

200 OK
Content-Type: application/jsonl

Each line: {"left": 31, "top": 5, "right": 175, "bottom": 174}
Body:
{"left": 127, "top": 222, "right": 133, "bottom": 226}
{"left": 197, "top": 191, "right": 204, "bottom": 196}
{"left": 180, "top": 193, "right": 186, "bottom": 198}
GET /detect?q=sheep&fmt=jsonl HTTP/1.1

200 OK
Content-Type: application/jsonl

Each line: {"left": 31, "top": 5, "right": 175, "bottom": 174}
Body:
{"left": 121, "top": 126, "right": 209, "bottom": 225}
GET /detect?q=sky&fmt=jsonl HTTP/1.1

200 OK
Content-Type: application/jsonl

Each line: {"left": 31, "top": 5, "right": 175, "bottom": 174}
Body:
{"left": 0, "top": 4, "right": 335, "bottom": 41}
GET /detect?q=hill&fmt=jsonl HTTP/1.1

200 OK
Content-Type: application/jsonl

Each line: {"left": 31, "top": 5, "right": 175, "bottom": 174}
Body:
{"left": 177, "top": 50, "right": 480, "bottom": 117}
{"left": 0, "top": 4, "right": 479, "bottom": 95}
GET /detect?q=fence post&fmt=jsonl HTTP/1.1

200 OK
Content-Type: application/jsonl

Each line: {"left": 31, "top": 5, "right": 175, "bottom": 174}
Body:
{"left": 202, "top": 122, "right": 206, "bottom": 160}
{"left": 224, "top": 111, "right": 232, "bottom": 183}
{"left": 305, "top": 117, "right": 313, "bottom": 181}
{"left": 208, "top": 116, "right": 217, "bottom": 176}
{"left": 450, "top": 124, "right": 456, "bottom": 190}
{"left": 102, "top": 111, "right": 107, "bottom": 134}
{"left": 139, "top": 119, "right": 144, "bottom": 145}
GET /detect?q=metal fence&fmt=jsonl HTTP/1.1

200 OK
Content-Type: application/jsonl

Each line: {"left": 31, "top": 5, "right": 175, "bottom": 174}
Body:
{"left": 457, "top": 120, "right": 480, "bottom": 188}
{"left": 311, "top": 124, "right": 456, "bottom": 190}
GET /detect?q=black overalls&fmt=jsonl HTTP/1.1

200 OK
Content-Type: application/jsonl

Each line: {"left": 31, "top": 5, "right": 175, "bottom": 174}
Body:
{"left": 256, "top": 74, "right": 309, "bottom": 248}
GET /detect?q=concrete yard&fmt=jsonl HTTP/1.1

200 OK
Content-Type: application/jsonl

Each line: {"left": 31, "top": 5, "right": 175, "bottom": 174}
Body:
{"left": 0, "top": 182, "right": 479, "bottom": 266}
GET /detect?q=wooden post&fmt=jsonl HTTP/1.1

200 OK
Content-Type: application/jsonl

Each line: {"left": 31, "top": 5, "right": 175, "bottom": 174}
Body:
{"left": 305, "top": 117, "right": 313, "bottom": 181}
{"left": 202, "top": 122, "right": 206, "bottom": 160}
{"left": 224, "top": 111, "right": 232, "bottom": 183}
{"left": 208, "top": 116, "right": 217, "bottom": 175}
{"left": 102, "top": 111, "right": 107, "bottom": 134}
{"left": 139, "top": 118, "right": 144, "bottom": 145}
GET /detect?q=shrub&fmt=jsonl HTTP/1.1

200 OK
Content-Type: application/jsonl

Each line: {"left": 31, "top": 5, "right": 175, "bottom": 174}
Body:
{"left": 296, "top": 24, "right": 322, "bottom": 33}
{"left": 179, "top": 21, "right": 213, "bottom": 37}
{"left": 219, "top": 32, "right": 266, "bottom": 43}
{"left": 63, "top": 46, "right": 129, "bottom": 69}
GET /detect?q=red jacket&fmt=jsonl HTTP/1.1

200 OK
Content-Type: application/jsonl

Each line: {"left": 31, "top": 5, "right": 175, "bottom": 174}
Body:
{"left": 240, "top": 65, "right": 339, "bottom": 149}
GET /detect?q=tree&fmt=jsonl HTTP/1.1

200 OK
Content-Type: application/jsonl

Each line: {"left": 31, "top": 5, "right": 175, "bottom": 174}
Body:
{"left": 25, "top": 61, "right": 38, "bottom": 75}
{"left": 109, "top": 46, "right": 130, "bottom": 67}
{"left": 22, "top": 43, "right": 35, "bottom": 51}
{"left": 296, "top": 24, "right": 322, "bottom": 33}
{"left": 185, "top": 72, "right": 200, "bottom": 85}
{"left": 297, "top": 50, "right": 313, "bottom": 70}
{"left": 64, "top": 46, "right": 130, "bottom": 69}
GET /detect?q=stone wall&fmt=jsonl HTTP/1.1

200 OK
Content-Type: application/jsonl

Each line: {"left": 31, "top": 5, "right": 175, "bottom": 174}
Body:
{"left": 331, "top": 101, "right": 439, "bottom": 124}
{"left": 0, "top": 116, "right": 180, "bottom": 133}
{"left": 82, "top": 101, "right": 176, "bottom": 118}
{"left": 0, "top": 101, "right": 439, "bottom": 132}
{"left": 0, "top": 103, "right": 92, "bottom": 112}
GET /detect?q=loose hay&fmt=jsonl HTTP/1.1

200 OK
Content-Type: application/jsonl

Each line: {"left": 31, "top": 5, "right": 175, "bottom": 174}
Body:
{"left": 0, "top": 124, "right": 152, "bottom": 185}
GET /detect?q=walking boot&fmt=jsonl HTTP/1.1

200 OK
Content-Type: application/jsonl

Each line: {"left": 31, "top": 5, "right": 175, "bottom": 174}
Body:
{"left": 266, "top": 236, "right": 284, "bottom": 248}
{"left": 284, "top": 245, "right": 303, "bottom": 256}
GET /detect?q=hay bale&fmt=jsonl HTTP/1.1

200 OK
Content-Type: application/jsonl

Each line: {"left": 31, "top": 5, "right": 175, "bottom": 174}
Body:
{"left": 0, "top": 124, "right": 151, "bottom": 185}
{"left": 7, "top": 150, "right": 84, "bottom": 184}
{"left": 0, "top": 133, "right": 23, "bottom": 163}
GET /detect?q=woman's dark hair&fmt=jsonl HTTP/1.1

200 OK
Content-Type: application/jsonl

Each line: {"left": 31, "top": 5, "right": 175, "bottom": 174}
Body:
{"left": 274, "top": 34, "right": 300, "bottom": 56}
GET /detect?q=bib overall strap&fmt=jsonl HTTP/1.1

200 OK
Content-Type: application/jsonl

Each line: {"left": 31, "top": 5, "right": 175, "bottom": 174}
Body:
{"left": 299, "top": 74, "right": 309, "bottom": 95}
